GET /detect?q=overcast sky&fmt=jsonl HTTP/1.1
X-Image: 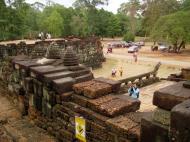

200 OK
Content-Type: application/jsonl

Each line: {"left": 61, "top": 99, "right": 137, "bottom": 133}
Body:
{"left": 26, "top": 0, "right": 127, "bottom": 14}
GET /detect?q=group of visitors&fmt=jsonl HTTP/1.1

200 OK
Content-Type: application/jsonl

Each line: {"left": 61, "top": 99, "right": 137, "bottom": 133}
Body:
{"left": 38, "top": 32, "right": 51, "bottom": 40}
{"left": 111, "top": 67, "right": 123, "bottom": 77}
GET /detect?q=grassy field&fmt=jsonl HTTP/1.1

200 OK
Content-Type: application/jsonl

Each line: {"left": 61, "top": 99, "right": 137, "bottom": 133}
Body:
{"left": 92, "top": 58, "right": 181, "bottom": 80}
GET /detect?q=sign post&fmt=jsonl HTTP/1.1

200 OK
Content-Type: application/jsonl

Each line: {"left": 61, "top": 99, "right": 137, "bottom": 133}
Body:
{"left": 75, "top": 116, "right": 86, "bottom": 142}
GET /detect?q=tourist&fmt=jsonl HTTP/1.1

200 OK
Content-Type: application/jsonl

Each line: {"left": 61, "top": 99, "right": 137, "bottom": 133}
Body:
{"left": 133, "top": 51, "right": 138, "bottom": 62}
{"left": 119, "top": 67, "right": 123, "bottom": 77}
{"left": 111, "top": 68, "right": 117, "bottom": 77}
{"left": 128, "top": 81, "right": 133, "bottom": 96}
{"left": 128, "top": 83, "right": 140, "bottom": 99}
{"left": 38, "top": 32, "right": 41, "bottom": 40}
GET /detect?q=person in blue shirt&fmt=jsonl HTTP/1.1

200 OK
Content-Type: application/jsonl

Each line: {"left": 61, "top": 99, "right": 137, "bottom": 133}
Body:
{"left": 128, "top": 83, "right": 140, "bottom": 99}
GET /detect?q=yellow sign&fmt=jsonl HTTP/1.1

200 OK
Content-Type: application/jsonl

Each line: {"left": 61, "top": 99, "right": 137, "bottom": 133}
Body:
{"left": 75, "top": 116, "right": 86, "bottom": 142}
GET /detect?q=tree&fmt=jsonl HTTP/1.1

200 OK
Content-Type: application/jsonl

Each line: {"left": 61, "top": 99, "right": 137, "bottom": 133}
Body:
{"left": 118, "top": 0, "right": 140, "bottom": 34}
{"left": 151, "top": 10, "right": 190, "bottom": 53}
{"left": 142, "top": 0, "right": 180, "bottom": 35}
{"left": 70, "top": 15, "right": 88, "bottom": 36}
{"left": 123, "top": 32, "right": 135, "bottom": 42}
{"left": 73, "top": 0, "right": 108, "bottom": 9}
{"left": 106, "top": 15, "right": 121, "bottom": 38}
{"left": 43, "top": 10, "right": 64, "bottom": 37}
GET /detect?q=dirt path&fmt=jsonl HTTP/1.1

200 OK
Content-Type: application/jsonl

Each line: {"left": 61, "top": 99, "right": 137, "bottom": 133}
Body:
{"left": 0, "top": 91, "right": 56, "bottom": 142}
{"left": 105, "top": 52, "right": 190, "bottom": 68}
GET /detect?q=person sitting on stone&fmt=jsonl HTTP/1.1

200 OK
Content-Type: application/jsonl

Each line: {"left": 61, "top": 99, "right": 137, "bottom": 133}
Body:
{"left": 128, "top": 81, "right": 134, "bottom": 96}
{"left": 128, "top": 83, "right": 140, "bottom": 99}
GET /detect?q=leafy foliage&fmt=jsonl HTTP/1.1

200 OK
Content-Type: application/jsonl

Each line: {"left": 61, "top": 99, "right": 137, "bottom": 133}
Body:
{"left": 123, "top": 32, "right": 135, "bottom": 42}
{"left": 151, "top": 10, "right": 190, "bottom": 52}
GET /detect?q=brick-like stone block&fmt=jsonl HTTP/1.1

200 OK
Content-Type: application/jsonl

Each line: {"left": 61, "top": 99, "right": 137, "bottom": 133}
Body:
{"left": 106, "top": 115, "right": 139, "bottom": 139}
{"left": 88, "top": 95, "right": 140, "bottom": 117}
{"left": 94, "top": 77, "right": 121, "bottom": 93}
{"left": 83, "top": 82, "right": 112, "bottom": 99}
{"left": 73, "top": 80, "right": 96, "bottom": 94}
{"left": 153, "top": 82, "right": 190, "bottom": 110}
{"left": 170, "top": 99, "right": 190, "bottom": 142}
{"left": 140, "top": 116, "right": 169, "bottom": 142}
{"left": 72, "top": 94, "right": 89, "bottom": 107}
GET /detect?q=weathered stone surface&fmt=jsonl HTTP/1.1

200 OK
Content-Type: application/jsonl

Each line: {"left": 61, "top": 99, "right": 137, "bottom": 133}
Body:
{"left": 73, "top": 80, "right": 97, "bottom": 95}
{"left": 73, "top": 69, "right": 91, "bottom": 78}
{"left": 60, "top": 92, "right": 73, "bottom": 102}
{"left": 75, "top": 73, "right": 94, "bottom": 83}
{"left": 30, "top": 66, "right": 68, "bottom": 79}
{"left": 88, "top": 95, "right": 140, "bottom": 117}
{"left": 140, "top": 116, "right": 169, "bottom": 142}
{"left": 181, "top": 68, "right": 190, "bottom": 80}
{"left": 52, "top": 77, "right": 76, "bottom": 94}
{"left": 94, "top": 77, "right": 121, "bottom": 93}
{"left": 183, "top": 81, "right": 190, "bottom": 89}
{"left": 72, "top": 94, "right": 89, "bottom": 107}
{"left": 170, "top": 99, "right": 190, "bottom": 142}
{"left": 106, "top": 114, "right": 139, "bottom": 140}
{"left": 153, "top": 82, "right": 190, "bottom": 110}
{"left": 153, "top": 108, "right": 171, "bottom": 126}
{"left": 83, "top": 82, "right": 112, "bottom": 99}
{"left": 63, "top": 47, "right": 79, "bottom": 66}
{"left": 43, "top": 71, "right": 74, "bottom": 82}
{"left": 24, "top": 77, "right": 33, "bottom": 93}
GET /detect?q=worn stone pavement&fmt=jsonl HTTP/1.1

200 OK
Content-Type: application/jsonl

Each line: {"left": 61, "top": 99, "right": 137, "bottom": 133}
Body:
{"left": 139, "top": 80, "right": 176, "bottom": 112}
{"left": 0, "top": 87, "right": 56, "bottom": 142}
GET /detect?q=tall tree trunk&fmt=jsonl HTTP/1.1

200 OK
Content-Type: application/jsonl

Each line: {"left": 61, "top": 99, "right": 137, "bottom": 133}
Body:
{"left": 177, "top": 41, "right": 185, "bottom": 53}
{"left": 173, "top": 42, "right": 178, "bottom": 53}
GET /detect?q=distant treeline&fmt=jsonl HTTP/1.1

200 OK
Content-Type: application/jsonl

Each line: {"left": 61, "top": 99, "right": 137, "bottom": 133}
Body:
{"left": 0, "top": 0, "right": 190, "bottom": 52}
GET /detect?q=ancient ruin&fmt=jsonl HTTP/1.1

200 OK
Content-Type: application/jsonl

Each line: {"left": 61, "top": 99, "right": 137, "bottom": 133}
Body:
{"left": 0, "top": 38, "right": 190, "bottom": 142}
{"left": 0, "top": 37, "right": 105, "bottom": 68}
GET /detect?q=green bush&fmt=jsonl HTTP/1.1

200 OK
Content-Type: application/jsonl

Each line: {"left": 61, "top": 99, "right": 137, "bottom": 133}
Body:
{"left": 123, "top": 32, "right": 135, "bottom": 42}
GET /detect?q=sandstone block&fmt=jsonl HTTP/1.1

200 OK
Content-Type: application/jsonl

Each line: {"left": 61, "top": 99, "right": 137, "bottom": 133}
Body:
{"left": 73, "top": 80, "right": 97, "bottom": 94}
{"left": 83, "top": 82, "right": 112, "bottom": 99}
{"left": 88, "top": 95, "right": 140, "bottom": 117}
{"left": 140, "top": 116, "right": 169, "bottom": 142}
{"left": 170, "top": 99, "right": 190, "bottom": 142}
{"left": 52, "top": 77, "right": 76, "bottom": 94}
{"left": 153, "top": 107, "right": 171, "bottom": 126}
{"left": 94, "top": 77, "right": 121, "bottom": 93}
{"left": 153, "top": 82, "right": 190, "bottom": 110}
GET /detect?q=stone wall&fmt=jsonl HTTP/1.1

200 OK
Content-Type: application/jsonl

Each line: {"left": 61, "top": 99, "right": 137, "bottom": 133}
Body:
{"left": 0, "top": 37, "right": 105, "bottom": 68}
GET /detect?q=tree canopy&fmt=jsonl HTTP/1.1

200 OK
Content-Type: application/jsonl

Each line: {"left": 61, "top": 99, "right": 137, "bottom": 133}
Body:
{"left": 0, "top": 0, "right": 190, "bottom": 50}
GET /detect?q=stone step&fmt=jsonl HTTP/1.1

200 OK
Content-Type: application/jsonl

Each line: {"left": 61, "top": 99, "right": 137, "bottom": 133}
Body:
{"left": 52, "top": 77, "right": 76, "bottom": 94}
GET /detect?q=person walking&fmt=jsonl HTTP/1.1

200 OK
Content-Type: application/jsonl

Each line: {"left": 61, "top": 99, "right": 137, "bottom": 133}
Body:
{"left": 133, "top": 51, "right": 138, "bottom": 62}
{"left": 111, "top": 68, "right": 117, "bottom": 77}
{"left": 119, "top": 67, "right": 123, "bottom": 77}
